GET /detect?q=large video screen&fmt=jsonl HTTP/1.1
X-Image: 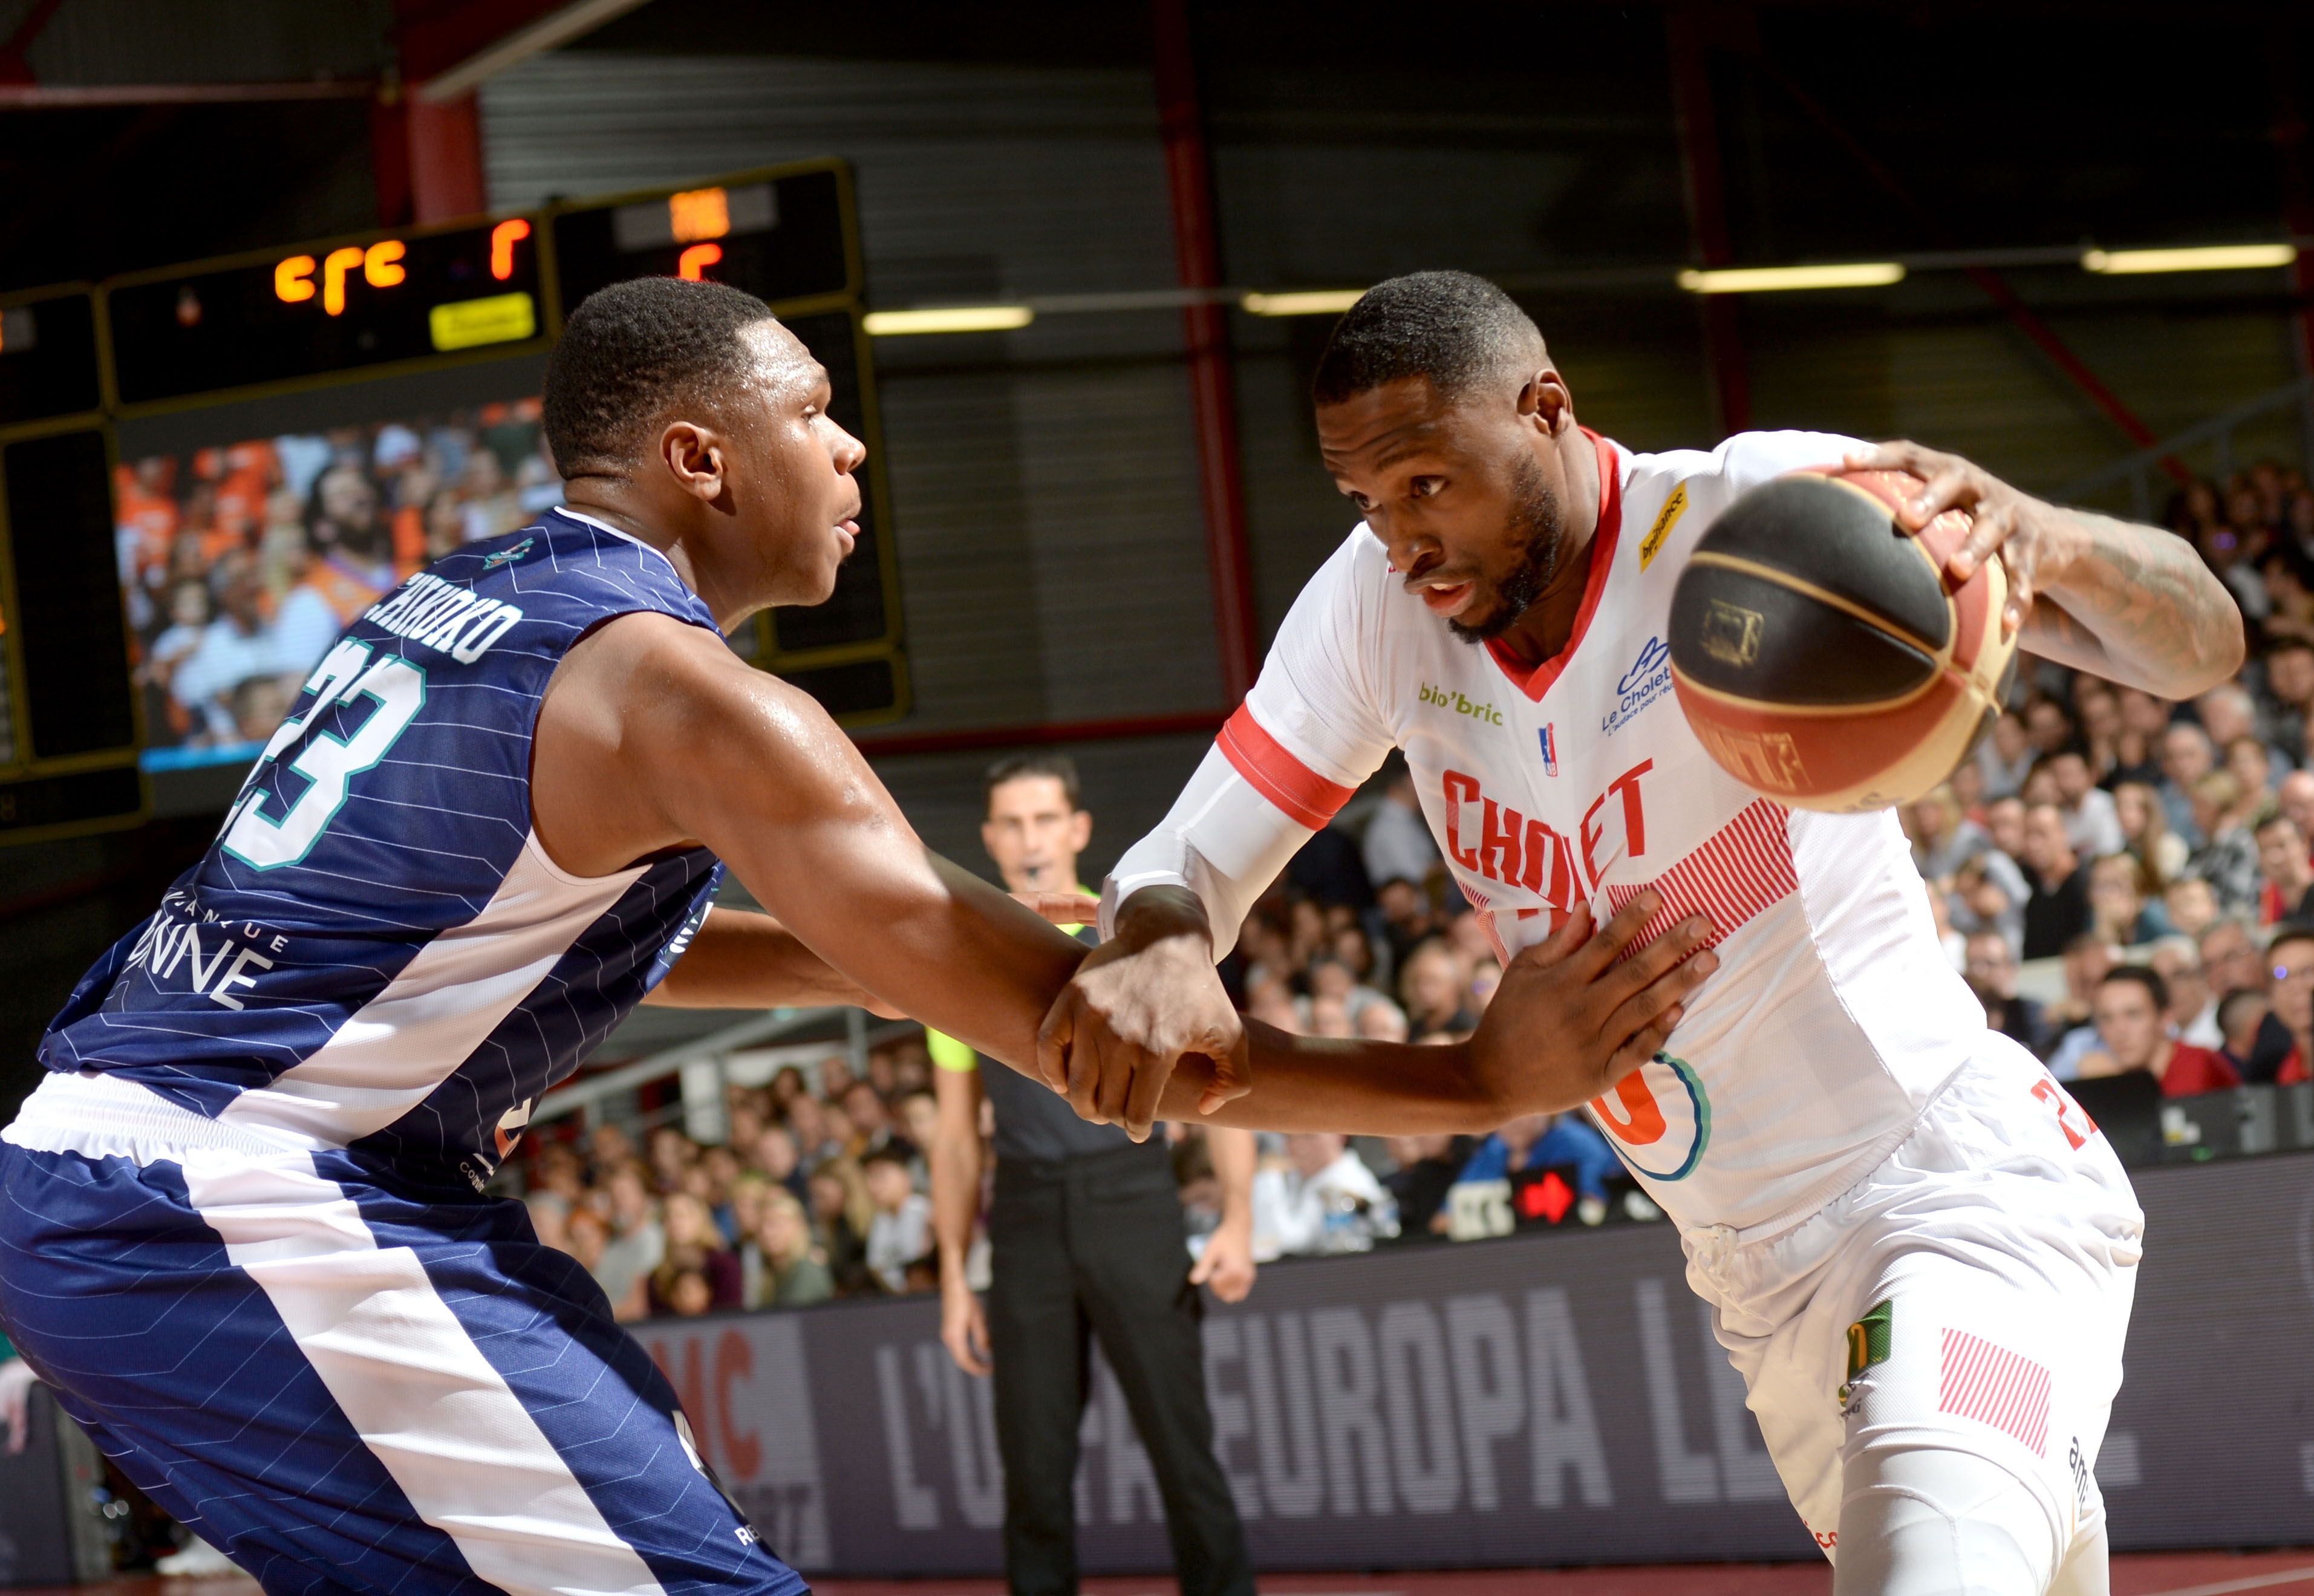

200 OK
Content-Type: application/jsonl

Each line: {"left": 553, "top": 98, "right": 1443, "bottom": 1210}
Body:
{"left": 117, "top": 399, "right": 562, "bottom": 771}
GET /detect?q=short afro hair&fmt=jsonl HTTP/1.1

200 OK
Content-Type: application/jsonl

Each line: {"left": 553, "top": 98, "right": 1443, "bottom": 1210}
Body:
{"left": 1310, "top": 270, "right": 1543, "bottom": 408}
{"left": 543, "top": 276, "right": 780, "bottom": 475}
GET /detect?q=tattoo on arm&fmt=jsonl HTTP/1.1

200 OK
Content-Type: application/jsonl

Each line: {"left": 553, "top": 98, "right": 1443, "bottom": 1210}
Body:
{"left": 2027, "top": 511, "right": 2242, "bottom": 694}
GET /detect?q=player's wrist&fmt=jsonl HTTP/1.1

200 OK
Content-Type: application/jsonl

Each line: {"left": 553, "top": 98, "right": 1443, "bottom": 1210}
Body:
{"left": 1112, "top": 885, "right": 1213, "bottom": 954}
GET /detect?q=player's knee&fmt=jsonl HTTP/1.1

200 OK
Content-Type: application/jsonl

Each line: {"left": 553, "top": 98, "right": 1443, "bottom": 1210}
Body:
{"left": 1834, "top": 1448, "right": 2054, "bottom": 1596}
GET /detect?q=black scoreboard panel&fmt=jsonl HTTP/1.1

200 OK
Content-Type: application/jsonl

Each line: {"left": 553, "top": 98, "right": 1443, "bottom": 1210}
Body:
{"left": 107, "top": 216, "right": 546, "bottom": 408}
{"left": 0, "top": 289, "right": 102, "bottom": 427}
{"left": 0, "top": 157, "right": 901, "bottom": 845}
{"left": 0, "top": 426, "right": 146, "bottom": 839}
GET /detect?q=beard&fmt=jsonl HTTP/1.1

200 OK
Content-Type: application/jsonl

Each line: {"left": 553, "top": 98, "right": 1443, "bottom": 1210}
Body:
{"left": 1445, "top": 449, "right": 1566, "bottom": 646}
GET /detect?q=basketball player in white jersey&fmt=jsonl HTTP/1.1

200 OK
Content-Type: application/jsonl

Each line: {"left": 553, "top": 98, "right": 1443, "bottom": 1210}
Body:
{"left": 1038, "top": 273, "right": 2243, "bottom": 1595}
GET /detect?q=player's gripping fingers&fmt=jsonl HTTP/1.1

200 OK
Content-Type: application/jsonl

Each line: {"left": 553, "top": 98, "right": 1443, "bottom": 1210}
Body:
{"left": 1119, "top": 1042, "right": 1178, "bottom": 1143}
{"left": 1571, "top": 890, "right": 1663, "bottom": 977}
{"left": 1064, "top": 1024, "right": 1117, "bottom": 1124}
{"left": 1196, "top": 1029, "right": 1253, "bottom": 1115}
{"left": 1092, "top": 1036, "right": 1152, "bottom": 1128}
{"left": 1605, "top": 1005, "right": 1684, "bottom": 1085}
{"left": 1524, "top": 897, "right": 1593, "bottom": 968}
{"left": 1035, "top": 995, "right": 1077, "bottom": 1094}
{"left": 1906, "top": 463, "right": 1978, "bottom": 530}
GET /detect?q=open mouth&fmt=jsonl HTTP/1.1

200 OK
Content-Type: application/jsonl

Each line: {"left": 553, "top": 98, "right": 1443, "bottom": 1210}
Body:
{"left": 1416, "top": 578, "right": 1475, "bottom": 617}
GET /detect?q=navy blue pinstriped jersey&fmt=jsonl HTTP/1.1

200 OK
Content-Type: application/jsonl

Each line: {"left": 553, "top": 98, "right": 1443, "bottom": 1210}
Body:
{"left": 39, "top": 509, "right": 725, "bottom": 1189}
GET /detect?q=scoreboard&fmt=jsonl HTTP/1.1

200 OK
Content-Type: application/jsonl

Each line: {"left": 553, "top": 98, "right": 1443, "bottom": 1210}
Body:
{"left": 0, "top": 159, "right": 903, "bottom": 845}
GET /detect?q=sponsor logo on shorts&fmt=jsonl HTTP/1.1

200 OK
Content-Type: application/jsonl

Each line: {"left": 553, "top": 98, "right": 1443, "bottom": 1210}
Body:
{"left": 1603, "top": 636, "right": 1672, "bottom": 737}
{"left": 1586, "top": 1049, "right": 1710, "bottom": 1180}
{"left": 1419, "top": 682, "right": 1504, "bottom": 725}
{"left": 1839, "top": 1298, "right": 1893, "bottom": 1413}
{"left": 1638, "top": 484, "right": 1687, "bottom": 570}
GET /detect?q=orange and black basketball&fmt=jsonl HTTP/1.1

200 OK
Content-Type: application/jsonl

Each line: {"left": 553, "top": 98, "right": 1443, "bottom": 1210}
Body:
{"left": 1667, "top": 468, "right": 2018, "bottom": 813}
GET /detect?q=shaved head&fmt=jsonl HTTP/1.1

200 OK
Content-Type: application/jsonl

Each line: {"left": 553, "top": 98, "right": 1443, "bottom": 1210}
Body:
{"left": 1311, "top": 270, "right": 1544, "bottom": 410}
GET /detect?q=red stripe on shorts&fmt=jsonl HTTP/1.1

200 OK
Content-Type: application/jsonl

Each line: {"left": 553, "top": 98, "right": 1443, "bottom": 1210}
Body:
{"left": 1938, "top": 1327, "right": 2050, "bottom": 1457}
{"left": 1216, "top": 706, "right": 1354, "bottom": 832}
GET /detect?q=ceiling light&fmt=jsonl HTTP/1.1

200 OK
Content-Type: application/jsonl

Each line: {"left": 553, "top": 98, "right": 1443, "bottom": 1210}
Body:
{"left": 1240, "top": 289, "right": 1365, "bottom": 316}
{"left": 862, "top": 305, "right": 1034, "bottom": 336}
{"left": 2080, "top": 244, "right": 2298, "bottom": 275}
{"left": 1677, "top": 262, "right": 1906, "bottom": 294}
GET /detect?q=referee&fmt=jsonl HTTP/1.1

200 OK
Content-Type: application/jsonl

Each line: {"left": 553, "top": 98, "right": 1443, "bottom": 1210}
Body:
{"left": 930, "top": 754, "right": 1257, "bottom": 1596}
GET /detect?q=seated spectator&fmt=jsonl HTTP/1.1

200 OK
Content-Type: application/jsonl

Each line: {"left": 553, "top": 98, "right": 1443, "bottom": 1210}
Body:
{"left": 1456, "top": 1112, "right": 1622, "bottom": 1227}
{"left": 2263, "top": 640, "right": 2314, "bottom": 764}
{"left": 2184, "top": 770, "right": 2260, "bottom": 914}
{"left": 786, "top": 1095, "right": 838, "bottom": 1167}
{"left": 2019, "top": 804, "right": 2094, "bottom": 959}
{"left": 844, "top": 1080, "right": 911, "bottom": 1162}
{"left": 2087, "top": 853, "right": 2169, "bottom": 947}
{"left": 753, "top": 1190, "right": 834, "bottom": 1309}
{"left": 2113, "top": 781, "right": 2188, "bottom": 889}
{"left": 649, "top": 1191, "right": 741, "bottom": 1315}
{"left": 1382, "top": 1133, "right": 1468, "bottom": 1237}
{"left": 1251, "top": 1133, "right": 1398, "bottom": 1259}
{"left": 749, "top": 1124, "right": 809, "bottom": 1204}
{"left": 1964, "top": 930, "right": 2045, "bottom": 1056}
{"left": 1308, "top": 993, "right": 1355, "bottom": 1037}
{"left": 1400, "top": 938, "right": 1478, "bottom": 1037}
{"left": 2224, "top": 735, "right": 2280, "bottom": 821}
{"left": 2199, "top": 683, "right": 2289, "bottom": 793}
{"left": 2107, "top": 689, "right": 2169, "bottom": 789}
{"left": 1976, "top": 711, "right": 2033, "bottom": 799}
{"left": 658, "top": 1268, "right": 715, "bottom": 1318}
{"left": 2046, "top": 751, "right": 2124, "bottom": 858}
{"left": 1355, "top": 997, "right": 1410, "bottom": 1042}
{"left": 2257, "top": 814, "right": 2314, "bottom": 925}
{"left": 2278, "top": 770, "right": 2314, "bottom": 852}
{"left": 2077, "top": 967, "right": 2240, "bottom": 1096}
{"left": 1375, "top": 877, "right": 1438, "bottom": 968}
{"left": 2216, "top": 988, "right": 2270, "bottom": 1078}
{"left": 2165, "top": 876, "right": 2220, "bottom": 940}
{"left": 862, "top": 1147, "right": 933, "bottom": 1294}
{"left": 1363, "top": 763, "right": 1439, "bottom": 895}
{"left": 595, "top": 1165, "right": 662, "bottom": 1323}
{"left": 2158, "top": 723, "right": 2215, "bottom": 847}
{"left": 2043, "top": 934, "right": 2117, "bottom": 1079}
{"left": 2261, "top": 924, "right": 2314, "bottom": 1086}
{"left": 1909, "top": 784, "right": 1989, "bottom": 881}
{"left": 1947, "top": 850, "right": 2026, "bottom": 953}
{"left": 808, "top": 1158, "right": 875, "bottom": 1295}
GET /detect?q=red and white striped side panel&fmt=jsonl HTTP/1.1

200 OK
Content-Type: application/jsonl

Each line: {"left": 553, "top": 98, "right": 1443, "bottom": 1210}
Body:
{"left": 1937, "top": 1327, "right": 2050, "bottom": 1457}
{"left": 1603, "top": 798, "right": 1797, "bottom": 953}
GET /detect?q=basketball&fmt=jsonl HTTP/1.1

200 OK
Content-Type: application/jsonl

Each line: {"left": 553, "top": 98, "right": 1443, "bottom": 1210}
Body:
{"left": 1666, "top": 467, "right": 2018, "bottom": 814}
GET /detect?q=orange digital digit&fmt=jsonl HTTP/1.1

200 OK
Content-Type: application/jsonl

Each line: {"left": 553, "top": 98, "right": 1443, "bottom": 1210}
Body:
{"left": 275, "top": 254, "right": 318, "bottom": 304}
{"left": 321, "top": 246, "right": 365, "bottom": 316}
{"left": 363, "top": 239, "right": 406, "bottom": 288}
{"left": 669, "top": 187, "right": 731, "bottom": 243}
{"left": 490, "top": 218, "right": 530, "bottom": 281}
{"left": 677, "top": 242, "right": 723, "bottom": 281}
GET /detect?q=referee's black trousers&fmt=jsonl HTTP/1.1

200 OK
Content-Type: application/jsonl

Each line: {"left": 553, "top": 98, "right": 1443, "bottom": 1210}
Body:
{"left": 986, "top": 1143, "right": 1254, "bottom": 1596}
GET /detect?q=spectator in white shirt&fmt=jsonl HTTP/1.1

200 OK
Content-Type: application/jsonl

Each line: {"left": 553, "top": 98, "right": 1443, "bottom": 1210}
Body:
{"left": 864, "top": 1147, "right": 933, "bottom": 1293}
{"left": 2046, "top": 750, "right": 2124, "bottom": 859}
{"left": 1250, "top": 1133, "right": 1398, "bottom": 1260}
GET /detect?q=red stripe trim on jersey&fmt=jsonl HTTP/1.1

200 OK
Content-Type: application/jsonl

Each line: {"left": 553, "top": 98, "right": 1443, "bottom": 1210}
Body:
{"left": 1487, "top": 428, "right": 1624, "bottom": 702}
{"left": 1603, "top": 798, "right": 1796, "bottom": 953}
{"left": 1937, "top": 1328, "right": 2050, "bottom": 1457}
{"left": 1216, "top": 705, "right": 1354, "bottom": 832}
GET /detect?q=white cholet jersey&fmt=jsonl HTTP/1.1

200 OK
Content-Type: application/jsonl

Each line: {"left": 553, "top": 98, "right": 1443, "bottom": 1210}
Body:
{"left": 1105, "top": 428, "right": 1994, "bottom": 1237}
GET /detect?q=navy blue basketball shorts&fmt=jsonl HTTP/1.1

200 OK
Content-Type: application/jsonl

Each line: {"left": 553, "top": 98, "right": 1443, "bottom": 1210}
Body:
{"left": 0, "top": 1071, "right": 807, "bottom": 1596}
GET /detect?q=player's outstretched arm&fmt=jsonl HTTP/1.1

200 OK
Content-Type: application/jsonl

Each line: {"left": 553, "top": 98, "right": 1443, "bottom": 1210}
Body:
{"left": 1046, "top": 885, "right": 1715, "bottom": 1140}
{"left": 533, "top": 611, "right": 1090, "bottom": 1070}
{"left": 1844, "top": 441, "right": 2244, "bottom": 697}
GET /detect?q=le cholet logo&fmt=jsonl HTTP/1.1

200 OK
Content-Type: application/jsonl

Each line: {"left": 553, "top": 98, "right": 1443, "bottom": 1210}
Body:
{"left": 1418, "top": 682, "right": 1504, "bottom": 725}
{"left": 1603, "top": 635, "right": 1672, "bottom": 737}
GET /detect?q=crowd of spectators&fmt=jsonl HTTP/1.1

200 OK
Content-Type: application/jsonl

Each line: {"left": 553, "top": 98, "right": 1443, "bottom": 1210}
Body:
{"left": 115, "top": 402, "right": 562, "bottom": 760}
{"left": 1919, "top": 460, "right": 2314, "bottom": 1098}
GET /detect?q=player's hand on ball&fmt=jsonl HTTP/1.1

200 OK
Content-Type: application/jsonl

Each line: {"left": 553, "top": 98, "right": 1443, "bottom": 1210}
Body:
{"left": 1468, "top": 891, "right": 1718, "bottom": 1115}
{"left": 1843, "top": 440, "right": 2082, "bottom": 636}
{"left": 1035, "top": 886, "right": 1247, "bottom": 1142}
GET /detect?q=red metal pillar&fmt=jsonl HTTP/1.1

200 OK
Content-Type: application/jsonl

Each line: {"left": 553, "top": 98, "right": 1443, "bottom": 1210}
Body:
{"left": 1152, "top": 0, "right": 1261, "bottom": 706}
{"left": 409, "top": 91, "right": 486, "bottom": 223}
{"left": 1668, "top": 5, "right": 1751, "bottom": 439}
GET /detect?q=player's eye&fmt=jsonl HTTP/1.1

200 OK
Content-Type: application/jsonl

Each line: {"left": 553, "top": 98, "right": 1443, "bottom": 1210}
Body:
{"left": 1410, "top": 477, "right": 1443, "bottom": 498}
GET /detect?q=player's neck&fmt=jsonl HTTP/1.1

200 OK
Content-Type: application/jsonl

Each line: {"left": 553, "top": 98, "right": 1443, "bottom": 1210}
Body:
{"left": 1490, "top": 426, "right": 1603, "bottom": 668}
{"left": 560, "top": 483, "right": 751, "bottom": 629}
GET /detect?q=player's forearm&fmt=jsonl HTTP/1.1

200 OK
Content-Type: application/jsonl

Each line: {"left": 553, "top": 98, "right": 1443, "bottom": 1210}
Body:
{"left": 1103, "top": 744, "right": 1312, "bottom": 960}
{"left": 2026, "top": 511, "right": 2244, "bottom": 695}
{"left": 1157, "top": 1022, "right": 1510, "bottom": 1136}
{"left": 643, "top": 908, "right": 882, "bottom": 1008}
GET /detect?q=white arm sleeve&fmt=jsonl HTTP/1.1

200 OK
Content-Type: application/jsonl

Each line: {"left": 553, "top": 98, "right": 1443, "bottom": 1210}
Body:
{"left": 1101, "top": 529, "right": 1397, "bottom": 961}
{"left": 1101, "top": 744, "right": 1315, "bottom": 960}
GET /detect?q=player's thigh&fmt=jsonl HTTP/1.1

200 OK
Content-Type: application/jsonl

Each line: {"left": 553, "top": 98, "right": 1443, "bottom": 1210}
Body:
{"left": 0, "top": 1142, "right": 499, "bottom": 1596}
{"left": 1832, "top": 1445, "right": 2058, "bottom": 1596}
{"left": 334, "top": 1157, "right": 807, "bottom": 1596}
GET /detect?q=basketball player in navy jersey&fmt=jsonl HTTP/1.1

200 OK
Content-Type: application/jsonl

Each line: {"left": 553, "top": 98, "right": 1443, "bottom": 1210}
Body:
{"left": 0, "top": 277, "right": 1716, "bottom": 1596}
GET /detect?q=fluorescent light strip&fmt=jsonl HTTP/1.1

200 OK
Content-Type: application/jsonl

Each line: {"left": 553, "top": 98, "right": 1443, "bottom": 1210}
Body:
{"left": 1677, "top": 262, "right": 1905, "bottom": 294}
{"left": 861, "top": 305, "right": 1035, "bottom": 336}
{"left": 2081, "top": 244, "right": 2298, "bottom": 275}
{"left": 1241, "top": 288, "right": 1366, "bottom": 316}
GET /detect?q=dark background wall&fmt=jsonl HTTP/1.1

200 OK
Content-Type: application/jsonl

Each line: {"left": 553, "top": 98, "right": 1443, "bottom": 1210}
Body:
{"left": 0, "top": 0, "right": 2310, "bottom": 1114}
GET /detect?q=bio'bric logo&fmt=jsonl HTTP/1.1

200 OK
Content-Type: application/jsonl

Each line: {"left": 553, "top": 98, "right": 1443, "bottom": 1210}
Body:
{"left": 1618, "top": 636, "right": 1670, "bottom": 696}
{"left": 1417, "top": 682, "right": 1504, "bottom": 726}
